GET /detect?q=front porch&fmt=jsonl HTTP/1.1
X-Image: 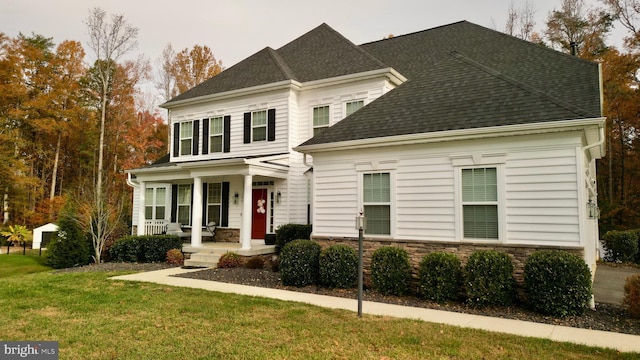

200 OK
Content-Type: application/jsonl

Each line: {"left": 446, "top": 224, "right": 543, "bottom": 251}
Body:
{"left": 183, "top": 240, "right": 275, "bottom": 268}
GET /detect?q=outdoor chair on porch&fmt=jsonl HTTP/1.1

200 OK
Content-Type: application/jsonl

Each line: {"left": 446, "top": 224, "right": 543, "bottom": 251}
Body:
{"left": 165, "top": 223, "right": 191, "bottom": 239}
{"left": 202, "top": 222, "right": 216, "bottom": 241}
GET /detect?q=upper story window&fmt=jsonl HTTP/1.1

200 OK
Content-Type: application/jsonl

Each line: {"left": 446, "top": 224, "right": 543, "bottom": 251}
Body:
{"left": 180, "top": 121, "right": 193, "bottom": 156}
{"left": 313, "top": 105, "right": 330, "bottom": 137}
{"left": 252, "top": 110, "right": 267, "bottom": 142}
{"left": 461, "top": 167, "right": 498, "bottom": 239}
{"left": 363, "top": 172, "right": 391, "bottom": 235}
{"left": 209, "top": 117, "right": 223, "bottom": 153}
{"left": 244, "top": 109, "right": 276, "bottom": 144}
{"left": 346, "top": 100, "right": 364, "bottom": 116}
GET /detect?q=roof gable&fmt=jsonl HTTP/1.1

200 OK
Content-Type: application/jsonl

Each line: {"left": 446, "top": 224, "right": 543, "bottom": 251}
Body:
{"left": 300, "top": 52, "right": 597, "bottom": 147}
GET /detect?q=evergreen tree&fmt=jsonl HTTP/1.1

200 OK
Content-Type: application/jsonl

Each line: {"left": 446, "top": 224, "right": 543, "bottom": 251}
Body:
{"left": 46, "top": 201, "right": 91, "bottom": 269}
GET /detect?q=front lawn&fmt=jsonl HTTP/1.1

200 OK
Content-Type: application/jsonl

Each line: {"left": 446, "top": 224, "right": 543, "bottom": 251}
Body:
{"left": 0, "top": 270, "right": 636, "bottom": 359}
{"left": 0, "top": 250, "right": 51, "bottom": 278}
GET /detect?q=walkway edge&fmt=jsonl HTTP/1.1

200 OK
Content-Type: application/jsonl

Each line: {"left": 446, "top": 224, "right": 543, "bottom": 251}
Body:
{"left": 111, "top": 268, "right": 640, "bottom": 353}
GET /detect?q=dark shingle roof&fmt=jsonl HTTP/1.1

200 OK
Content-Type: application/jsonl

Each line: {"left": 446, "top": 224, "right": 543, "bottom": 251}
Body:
{"left": 299, "top": 51, "right": 597, "bottom": 146}
{"left": 164, "top": 24, "right": 388, "bottom": 106}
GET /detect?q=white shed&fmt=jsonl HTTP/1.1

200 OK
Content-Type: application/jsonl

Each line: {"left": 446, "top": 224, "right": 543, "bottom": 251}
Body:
{"left": 33, "top": 223, "right": 58, "bottom": 249}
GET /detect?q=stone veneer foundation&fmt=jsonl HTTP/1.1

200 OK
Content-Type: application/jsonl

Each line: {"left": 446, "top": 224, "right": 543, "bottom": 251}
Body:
{"left": 312, "top": 236, "right": 584, "bottom": 286}
{"left": 213, "top": 228, "right": 240, "bottom": 243}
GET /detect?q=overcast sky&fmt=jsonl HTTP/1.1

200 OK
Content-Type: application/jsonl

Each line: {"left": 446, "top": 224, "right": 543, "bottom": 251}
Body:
{"left": 0, "top": 0, "right": 626, "bottom": 108}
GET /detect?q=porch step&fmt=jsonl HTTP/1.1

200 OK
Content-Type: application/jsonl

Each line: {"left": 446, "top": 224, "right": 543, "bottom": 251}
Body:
{"left": 184, "top": 252, "right": 222, "bottom": 268}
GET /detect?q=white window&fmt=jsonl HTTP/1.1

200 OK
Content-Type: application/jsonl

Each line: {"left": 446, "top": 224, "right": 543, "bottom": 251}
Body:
{"left": 252, "top": 110, "right": 267, "bottom": 142}
{"left": 207, "top": 183, "right": 222, "bottom": 225}
{"left": 180, "top": 121, "right": 193, "bottom": 156}
{"left": 313, "top": 105, "right": 330, "bottom": 136}
{"left": 209, "top": 117, "right": 223, "bottom": 153}
{"left": 363, "top": 172, "right": 390, "bottom": 235}
{"left": 346, "top": 100, "right": 364, "bottom": 116}
{"left": 177, "top": 184, "right": 191, "bottom": 225}
{"left": 145, "top": 187, "right": 166, "bottom": 220}
{"left": 461, "top": 167, "right": 498, "bottom": 239}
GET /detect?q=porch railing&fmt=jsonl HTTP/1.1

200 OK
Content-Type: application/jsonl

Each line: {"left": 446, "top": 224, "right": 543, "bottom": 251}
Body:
{"left": 144, "top": 220, "right": 168, "bottom": 235}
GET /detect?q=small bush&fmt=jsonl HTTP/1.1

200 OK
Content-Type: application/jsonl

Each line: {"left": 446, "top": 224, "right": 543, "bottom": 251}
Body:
{"left": 319, "top": 244, "right": 358, "bottom": 289}
{"left": 245, "top": 256, "right": 265, "bottom": 269}
{"left": 109, "top": 235, "right": 182, "bottom": 263}
{"left": 166, "top": 249, "right": 184, "bottom": 266}
{"left": 624, "top": 274, "right": 640, "bottom": 318}
{"left": 217, "top": 252, "right": 243, "bottom": 268}
{"left": 602, "top": 230, "right": 639, "bottom": 263}
{"left": 371, "top": 246, "right": 412, "bottom": 296}
{"left": 275, "top": 224, "right": 312, "bottom": 254}
{"left": 279, "top": 240, "right": 321, "bottom": 287}
{"left": 418, "top": 252, "right": 463, "bottom": 303}
{"left": 524, "top": 251, "right": 592, "bottom": 317}
{"left": 464, "top": 250, "right": 515, "bottom": 307}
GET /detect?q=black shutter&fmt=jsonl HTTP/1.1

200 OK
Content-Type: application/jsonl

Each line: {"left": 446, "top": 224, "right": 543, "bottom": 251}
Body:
{"left": 202, "top": 118, "right": 209, "bottom": 155}
{"left": 221, "top": 182, "right": 229, "bottom": 227}
{"left": 202, "top": 183, "right": 208, "bottom": 226}
{"left": 243, "top": 112, "right": 251, "bottom": 144}
{"left": 170, "top": 185, "right": 178, "bottom": 222}
{"left": 173, "top": 123, "right": 180, "bottom": 157}
{"left": 192, "top": 120, "right": 200, "bottom": 155}
{"left": 267, "top": 109, "right": 276, "bottom": 141}
{"left": 189, "top": 184, "right": 194, "bottom": 226}
{"left": 223, "top": 115, "right": 231, "bottom": 153}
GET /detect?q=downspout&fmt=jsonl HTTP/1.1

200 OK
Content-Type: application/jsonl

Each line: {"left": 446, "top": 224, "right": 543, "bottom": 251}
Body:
{"left": 582, "top": 125, "right": 605, "bottom": 156}
{"left": 302, "top": 153, "right": 312, "bottom": 167}
{"left": 126, "top": 172, "right": 138, "bottom": 188}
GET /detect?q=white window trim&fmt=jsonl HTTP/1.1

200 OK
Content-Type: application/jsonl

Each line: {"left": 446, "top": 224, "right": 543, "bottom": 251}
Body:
{"left": 252, "top": 110, "right": 267, "bottom": 142}
{"left": 209, "top": 117, "right": 223, "bottom": 153}
{"left": 357, "top": 169, "right": 396, "bottom": 238}
{"left": 312, "top": 105, "right": 330, "bottom": 137}
{"left": 177, "top": 184, "right": 191, "bottom": 225}
{"left": 453, "top": 164, "right": 506, "bottom": 242}
{"left": 144, "top": 187, "right": 168, "bottom": 220}
{"left": 179, "top": 121, "right": 193, "bottom": 156}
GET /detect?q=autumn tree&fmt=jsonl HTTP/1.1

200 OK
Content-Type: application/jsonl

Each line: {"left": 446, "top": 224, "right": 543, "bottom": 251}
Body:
{"left": 601, "top": 0, "right": 640, "bottom": 49}
{"left": 84, "top": 7, "right": 138, "bottom": 263}
{"left": 504, "top": 0, "right": 538, "bottom": 41}
{"left": 158, "top": 43, "right": 223, "bottom": 98}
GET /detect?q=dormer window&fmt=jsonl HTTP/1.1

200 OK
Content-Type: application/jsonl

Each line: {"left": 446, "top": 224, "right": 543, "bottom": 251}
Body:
{"left": 346, "top": 100, "right": 364, "bottom": 116}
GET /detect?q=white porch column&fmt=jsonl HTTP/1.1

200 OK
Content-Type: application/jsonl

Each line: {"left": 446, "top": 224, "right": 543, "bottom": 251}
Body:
{"left": 241, "top": 174, "right": 253, "bottom": 250}
{"left": 137, "top": 181, "right": 146, "bottom": 235}
{"left": 191, "top": 177, "right": 203, "bottom": 247}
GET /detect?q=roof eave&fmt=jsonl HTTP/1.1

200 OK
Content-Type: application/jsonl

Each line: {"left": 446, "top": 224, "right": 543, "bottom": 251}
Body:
{"left": 294, "top": 117, "right": 607, "bottom": 153}
{"left": 300, "top": 67, "right": 406, "bottom": 91}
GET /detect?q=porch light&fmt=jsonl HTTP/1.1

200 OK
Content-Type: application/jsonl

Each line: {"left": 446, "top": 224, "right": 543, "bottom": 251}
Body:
{"left": 234, "top": 192, "right": 239, "bottom": 205}
{"left": 276, "top": 191, "right": 281, "bottom": 204}
{"left": 587, "top": 199, "right": 598, "bottom": 219}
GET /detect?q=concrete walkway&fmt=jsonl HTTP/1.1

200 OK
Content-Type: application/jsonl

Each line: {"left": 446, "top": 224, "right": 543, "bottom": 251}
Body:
{"left": 112, "top": 267, "right": 640, "bottom": 353}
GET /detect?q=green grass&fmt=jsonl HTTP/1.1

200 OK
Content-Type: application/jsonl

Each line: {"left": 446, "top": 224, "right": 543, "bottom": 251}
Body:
{"left": 0, "top": 269, "right": 636, "bottom": 359}
{"left": 0, "top": 250, "right": 51, "bottom": 278}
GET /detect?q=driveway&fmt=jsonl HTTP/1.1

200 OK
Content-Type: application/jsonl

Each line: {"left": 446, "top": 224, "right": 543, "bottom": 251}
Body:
{"left": 594, "top": 264, "right": 640, "bottom": 305}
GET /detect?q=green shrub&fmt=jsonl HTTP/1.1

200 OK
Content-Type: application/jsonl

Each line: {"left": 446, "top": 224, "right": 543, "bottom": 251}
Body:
{"left": 464, "top": 250, "right": 515, "bottom": 307}
{"left": 46, "top": 203, "right": 91, "bottom": 269}
{"left": 371, "top": 246, "right": 412, "bottom": 295}
{"left": 109, "top": 235, "right": 182, "bottom": 263}
{"left": 245, "top": 256, "right": 265, "bottom": 269}
{"left": 524, "top": 251, "right": 592, "bottom": 317}
{"left": 418, "top": 252, "right": 463, "bottom": 303}
{"left": 623, "top": 274, "right": 640, "bottom": 318}
{"left": 166, "top": 249, "right": 184, "bottom": 266}
{"left": 217, "top": 252, "right": 243, "bottom": 268}
{"left": 279, "top": 240, "right": 321, "bottom": 287}
{"left": 319, "top": 244, "right": 358, "bottom": 289}
{"left": 275, "top": 224, "right": 312, "bottom": 254}
{"left": 602, "top": 230, "right": 639, "bottom": 263}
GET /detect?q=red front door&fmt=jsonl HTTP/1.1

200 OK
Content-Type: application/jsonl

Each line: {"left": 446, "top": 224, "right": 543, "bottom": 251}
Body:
{"left": 251, "top": 188, "right": 268, "bottom": 239}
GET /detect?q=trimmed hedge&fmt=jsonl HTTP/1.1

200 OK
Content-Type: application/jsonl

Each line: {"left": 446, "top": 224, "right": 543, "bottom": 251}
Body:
{"left": 464, "top": 250, "right": 515, "bottom": 307}
{"left": 280, "top": 240, "right": 322, "bottom": 287}
{"left": 624, "top": 274, "right": 640, "bottom": 318}
{"left": 319, "top": 244, "right": 358, "bottom": 289}
{"left": 418, "top": 252, "right": 463, "bottom": 303}
{"left": 109, "top": 235, "right": 182, "bottom": 263}
{"left": 602, "top": 230, "right": 639, "bottom": 263}
{"left": 371, "top": 246, "right": 412, "bottom": 296}
{"left": 524, "top": 250, "right": 592, "bottom": 317}
{"left": 275, "top": 224, "right": 312, "bottom": 254}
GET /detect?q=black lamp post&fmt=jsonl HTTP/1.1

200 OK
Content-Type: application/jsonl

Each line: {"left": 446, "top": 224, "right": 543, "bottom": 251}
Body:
{"left": 356, "top": 210, "right": 366, "bottom": 317}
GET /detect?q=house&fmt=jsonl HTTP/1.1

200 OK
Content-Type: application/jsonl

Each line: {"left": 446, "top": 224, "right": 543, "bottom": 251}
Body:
{"left": 127, "top": 21, "right": 604, "bottom": 275}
